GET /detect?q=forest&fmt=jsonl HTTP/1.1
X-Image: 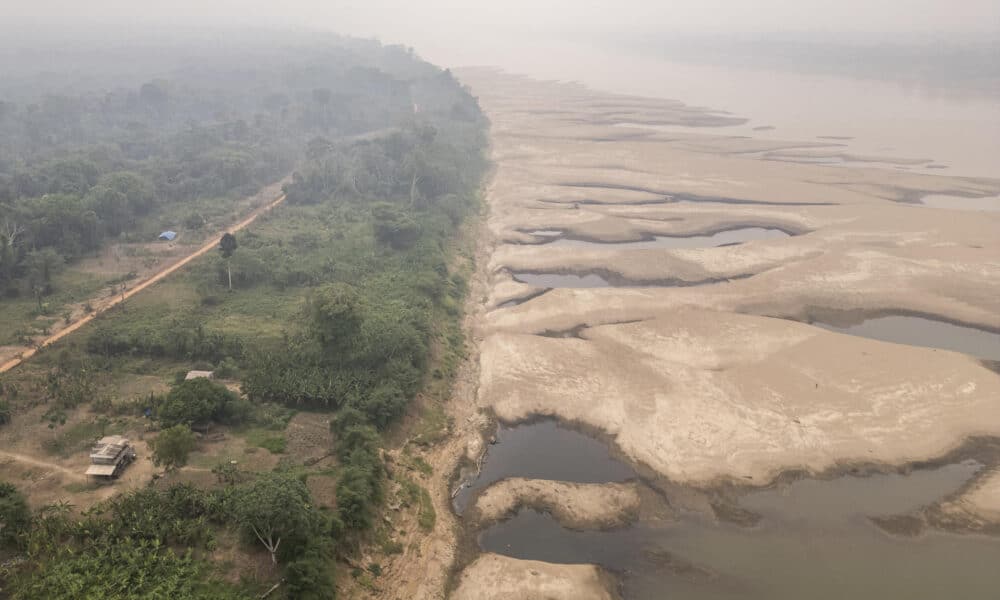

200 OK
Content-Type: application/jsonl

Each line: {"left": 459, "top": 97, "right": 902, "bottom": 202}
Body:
{"left": 0, "top": 30, "right": 488, "bottom": 599}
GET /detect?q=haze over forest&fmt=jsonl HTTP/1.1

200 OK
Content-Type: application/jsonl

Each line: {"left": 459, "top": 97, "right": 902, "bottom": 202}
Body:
{"left": 3, "top": 0, "right": 999, "bottom": 89}
{"left": 1, "top": 2, "right": 999, "bottom": 599}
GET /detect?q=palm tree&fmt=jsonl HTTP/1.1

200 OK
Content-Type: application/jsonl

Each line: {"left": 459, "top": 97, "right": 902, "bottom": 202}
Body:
{"left": 219, "top": 233, "right": 237, "bottom": 290}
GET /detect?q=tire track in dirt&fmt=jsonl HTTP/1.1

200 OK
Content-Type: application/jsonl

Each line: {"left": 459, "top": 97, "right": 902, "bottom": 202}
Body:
{"left": 0, "top": 450, "right": 86, "bottom": 481}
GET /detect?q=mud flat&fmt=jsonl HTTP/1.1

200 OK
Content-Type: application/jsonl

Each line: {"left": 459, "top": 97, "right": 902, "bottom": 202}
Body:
{"left": 451, "top": 553, "right": 618, "bottom": 600}
{"left": 446, "top": 67, "right": 1000, "bottom": 599}
{"left": 479, "top": 309, "right": 1000, "bottom": 485}
{"left": 470, "top": 479, "right": 640, "bottom": 529}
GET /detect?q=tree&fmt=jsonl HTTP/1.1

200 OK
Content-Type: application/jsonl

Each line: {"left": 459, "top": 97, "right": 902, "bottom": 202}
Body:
{"left": 219, "top": 233, "right": 238, "bottom": 291}
{"left": 371, "top": 202, "right": 421, "bottom": 250}
{"left": 402, "top": 150, "right": 425, "bottom": 206}
{"left": 139, "top": 80, "right": 169, "bottom": 108}
{"left": 24, "top": 247, "right": 64, "bottom": 294}
{"left": 157, "top": 378, "right": 240, "bottom": 428}
{"left": 151, "top": 424, "right": 196, "bottom": 470}
{"left": 0, "top": 482, "right": 30, "bottom": 549}
{"left": 0, "top": 221, "right": 25, "bottom": 289}
{"left": 84, "top": 171, "right": 153, "bottom": 236}
{"left": 231, "top": 473, "right": 319, "bottom": 565}
{"left": 305, "top": 283, "right": 364, "bottom": 351}
{"left": 284, "top": 548, "right": 336, "bottom": 600}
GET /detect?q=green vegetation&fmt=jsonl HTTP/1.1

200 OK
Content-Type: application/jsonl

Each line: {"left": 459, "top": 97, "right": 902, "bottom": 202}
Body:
{"left": 1, "top": 30, "right": 487, "bottom": 599}
{"left": 399, "top": 477, "right": 436, "bottom": 532}
{"left": 156, "top": 378, "right": 245, "bottom": 428}
{"left": 41, "top": 417, "right": 122, "bottom": 457}
{"left": 0, "top": 482, "right": 30, "bottom": 549}
{"left": 151, "top": 424, "right": 198, "bottom": 470}
{"left": 244, "top": 428, "right": 288, "bottom": 454}
{"left": 230, "top": 472, "right": 329, "bottom": 565}
{"left": 0, "top": 31, "right": 475, "bottom": 343}
{"left": 9, "top": 484, "right": 254, "bottom": 598}
{"left": 0, "top": 399, "right": 11, "bottom": 425}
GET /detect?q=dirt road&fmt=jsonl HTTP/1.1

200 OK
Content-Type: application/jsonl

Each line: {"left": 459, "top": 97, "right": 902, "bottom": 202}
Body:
{"left": 0, "top": 450, "right": 86, "bottom": 481}
{"left": 0, "top": 191, "right": 286, "bottom": 374}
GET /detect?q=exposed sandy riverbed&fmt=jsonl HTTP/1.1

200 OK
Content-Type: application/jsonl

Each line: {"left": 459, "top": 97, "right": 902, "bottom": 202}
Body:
{"left": 451, "top": 553, "right": 618, "bottom": 600}
{"left": 470, "top": 479, "right": 640, "bottom": 530}
{"left": 444, "top": 67, "right": 1000, "bottom": 598}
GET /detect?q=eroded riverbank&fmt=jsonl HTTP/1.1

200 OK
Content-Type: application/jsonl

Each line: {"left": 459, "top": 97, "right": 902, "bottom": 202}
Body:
{"left": 438, "top": 67, "right": 1000, "bottom": 599}
{"left": 456, "top": 420, "right": 1000, "bottom": 599}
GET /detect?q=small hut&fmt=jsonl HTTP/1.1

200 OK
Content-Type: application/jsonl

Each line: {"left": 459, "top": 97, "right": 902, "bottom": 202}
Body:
{"left": 184, "top": 370, "right": 214, "bottom": 381}
{"left": 85, "top": 435, "right": 136, "bottom": 480}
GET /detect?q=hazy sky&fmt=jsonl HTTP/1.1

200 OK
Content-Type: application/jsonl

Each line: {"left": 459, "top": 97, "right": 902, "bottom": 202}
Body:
{"left": 5, "top": 1, "right": 999, "bottom": 76}
{"left": 8, "top": 0, "right": 1000, "bottom": 39}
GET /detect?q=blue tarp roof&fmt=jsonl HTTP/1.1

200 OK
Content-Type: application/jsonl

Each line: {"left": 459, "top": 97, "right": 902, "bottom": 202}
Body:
{"left": 158, "top": 231, "right": 177, "bottom": 241}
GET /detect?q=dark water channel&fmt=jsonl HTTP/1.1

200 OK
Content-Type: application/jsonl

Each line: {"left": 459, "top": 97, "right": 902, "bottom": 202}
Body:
{"left": 464, "top": 422, "right": 1000, "bottom": 599}
{"left": 511, "top": 226, "right": 790, "bottom": 289}
{"left": 812, "top": 315, "right": 1000, "bottom": 361}
{"left": 533, "top": 226, "right": 791, "bottom": 250}
{"left": 512, "top": 272, "right": 613, "bottom": 288}
{"left": 453, "top": 420, "right": 634, "bottom": 513}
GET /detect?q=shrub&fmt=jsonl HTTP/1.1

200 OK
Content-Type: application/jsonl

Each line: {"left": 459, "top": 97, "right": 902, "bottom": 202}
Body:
{"left": 284, "top": 550, "right": 336, "bottom": 600}
{"left": 157, "top": 378, "right": 242, "bottom": 428}
{"left": 0, "top": 482, "right": 30, "bottom": 548}
{"left": 151, "top": 424, "right": 197, "bottom": 470}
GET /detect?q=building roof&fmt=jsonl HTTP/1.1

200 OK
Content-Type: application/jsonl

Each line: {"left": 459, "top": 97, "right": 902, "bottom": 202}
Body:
{"left": 185, "top": 370, "right": 214, "bottom": 380}
{"left": 159, "top": 230, "right": 177, "bottom": 241}
{"left": 89, "top": 435, "right": 130, "bottom": 462}
{"left": 85, "top": 464, "right": 118, "bottom": 477}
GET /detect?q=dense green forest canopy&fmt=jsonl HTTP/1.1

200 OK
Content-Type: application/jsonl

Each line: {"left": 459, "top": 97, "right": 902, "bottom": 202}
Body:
{"left": 0, "top": 31, "right": 479, "bottom": 297}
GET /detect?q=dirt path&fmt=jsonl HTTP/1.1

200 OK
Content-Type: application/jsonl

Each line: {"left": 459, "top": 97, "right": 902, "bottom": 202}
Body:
{"left": 0, "top": 450, "right": 86, "bottom": 481}
{"left": 0, "top": 191, "right": 286, "bottom": 374}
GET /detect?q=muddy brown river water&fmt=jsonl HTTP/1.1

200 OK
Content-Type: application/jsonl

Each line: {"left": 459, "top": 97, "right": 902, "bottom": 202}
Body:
{"left": 453, "top": 420, "right": 635, "bottom": 513}
{"left": 465, "top": 422, "right": 1000, "bottom": 599}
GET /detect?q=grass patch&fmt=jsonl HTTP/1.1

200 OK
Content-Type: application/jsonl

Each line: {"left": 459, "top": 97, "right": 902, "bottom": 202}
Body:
{"left": 242, "top": 428, "right": 287, "bottom": 454}
{"left": 416, "top": 486, "right": 435, "bottom": 532}
{"left": 0, "top": 270, "right": 105, "bottom": 345}
{"left": 373, "top": 524, "right": 404, "bottom": 555}
{"left": 399, "top": 477, "right": 435, "bottom": 532}
{"left": 63, "top": 481, "right": 101, "bottom": 493}
{"left": 411, "top": 455, "right": 433, "bottom": 476}
{"left": 409, "top": 400, "right": 451, "bottom": 447}
{"left": 42, "top": 417, "right": 125, "bottom": 457}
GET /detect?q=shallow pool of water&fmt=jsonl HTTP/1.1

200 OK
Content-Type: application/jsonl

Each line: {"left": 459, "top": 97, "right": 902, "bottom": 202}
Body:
{"left": 512, "top": 272, "right": 612, "bottom": 288}
{"left": 812, "top": 315, "right": 1000, "bottom": 361}
{"left": 540, "top": 227, "right": 791, "bottom": 250}
{"left": 453, "top": 420, "right": 634, "bottom": 513}
{"left": 920, "top": 194, "right": 1000, "bottom": 212}
{"left": 480, "top": 461, "right": 1000, "bottom": 600}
